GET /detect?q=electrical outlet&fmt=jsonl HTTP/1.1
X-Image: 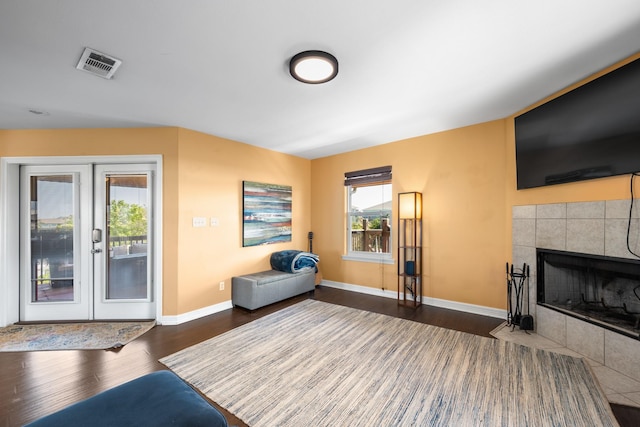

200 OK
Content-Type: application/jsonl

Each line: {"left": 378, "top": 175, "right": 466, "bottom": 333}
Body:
{"left": 210, "top": 217, "right": 219, "bottom": 226}
{"left": 219, "top": 281, "right": 225, "bottom": 291}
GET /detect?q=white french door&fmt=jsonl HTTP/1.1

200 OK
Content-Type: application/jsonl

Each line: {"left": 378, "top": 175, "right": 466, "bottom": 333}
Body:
{"left": 20, "top": 163, "right": 156, "bottom": 321}
{"left": 93, "top": 164, "right": 155, "bottom": 319}
{"left": 20, "top": 165, "right": 91, "bottom": 321}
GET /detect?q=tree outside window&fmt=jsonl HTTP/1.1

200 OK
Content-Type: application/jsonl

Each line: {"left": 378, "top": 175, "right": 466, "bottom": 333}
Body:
{"left": 109, "top": 200, "right": 147, "bottom": 237}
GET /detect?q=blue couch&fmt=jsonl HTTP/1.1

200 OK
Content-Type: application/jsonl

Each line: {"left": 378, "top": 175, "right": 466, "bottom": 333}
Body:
{"left": 24, "top": 370, "right": 228, "bottom": 427}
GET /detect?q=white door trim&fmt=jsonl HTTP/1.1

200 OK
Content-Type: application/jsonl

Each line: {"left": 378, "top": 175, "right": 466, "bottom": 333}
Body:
{"left": 0, "top": 155, "right": 163, "bottom": 327}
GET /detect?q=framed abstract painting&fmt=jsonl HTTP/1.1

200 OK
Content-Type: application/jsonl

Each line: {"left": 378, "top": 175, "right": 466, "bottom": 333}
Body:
{"left": 242, "top": 181, "right": 292, "bottom": 247}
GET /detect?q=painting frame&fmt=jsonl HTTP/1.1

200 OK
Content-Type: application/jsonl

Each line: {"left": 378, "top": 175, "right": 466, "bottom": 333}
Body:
{"left": 242, "top": 181, "right": 292, "bottom": 247}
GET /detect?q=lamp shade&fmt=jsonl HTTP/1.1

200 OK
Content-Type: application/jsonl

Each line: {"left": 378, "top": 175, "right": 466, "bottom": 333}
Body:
{"left": 399, "top": 192, "right": 422, "bottom": 219}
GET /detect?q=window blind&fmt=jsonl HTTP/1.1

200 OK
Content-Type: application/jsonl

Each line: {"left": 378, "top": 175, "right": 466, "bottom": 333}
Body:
{"left": 344, "top": 166, "right": 392, "bottom": 187}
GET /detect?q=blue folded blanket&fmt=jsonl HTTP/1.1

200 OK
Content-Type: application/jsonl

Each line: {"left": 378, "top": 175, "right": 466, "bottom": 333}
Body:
{"left": 270, "top": 250, "right": 319, "bottom": 273}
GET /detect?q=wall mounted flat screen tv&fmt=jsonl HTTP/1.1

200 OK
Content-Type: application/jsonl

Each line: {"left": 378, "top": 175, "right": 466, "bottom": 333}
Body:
{"left": 514, "top": 57, "right": 640, "bottom": 189}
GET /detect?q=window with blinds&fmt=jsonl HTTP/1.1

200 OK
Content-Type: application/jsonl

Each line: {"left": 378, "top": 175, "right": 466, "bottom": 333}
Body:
{"left": 344, "top": 166, "right": 393, "bottom": 263}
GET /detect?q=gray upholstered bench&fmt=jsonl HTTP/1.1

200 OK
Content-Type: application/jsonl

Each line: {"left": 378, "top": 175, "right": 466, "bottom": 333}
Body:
{"left": 232, "top": 269, "right": 315, "bottom": 310}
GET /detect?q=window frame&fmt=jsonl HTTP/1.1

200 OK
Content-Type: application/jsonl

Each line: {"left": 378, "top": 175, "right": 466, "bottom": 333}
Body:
{"left": 342, "top": 168, "right": 393, "bottom": 264}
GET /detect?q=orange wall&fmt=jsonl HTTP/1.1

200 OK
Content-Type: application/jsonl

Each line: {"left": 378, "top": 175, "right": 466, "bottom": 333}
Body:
{"left": 310, "top": 52, "right": 640, "bottom": 312}
{"left": 0, "top": 127, "right": 311, "bottom": 317}
{"left": 0, "top": 127, "right": 181, "bottom": 316}
{"left": 311, "top": 120, "right": 510, "bottom": 309}
{"left": 175, "top": 128, "right": 311, "bottom": 314}
{"left": 3, "top": 54, "right": 637, "bottom": 316}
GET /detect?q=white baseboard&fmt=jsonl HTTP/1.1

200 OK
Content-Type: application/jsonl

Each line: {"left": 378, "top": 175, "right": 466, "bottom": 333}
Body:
{"left": 159, "top": 281, "right": 507, "bottom": 326}
{"left": 320, "top": 280, "right": 507, "bottom": 320}
{"left": 160, "top": 300, "right": 233, "bottom": 325}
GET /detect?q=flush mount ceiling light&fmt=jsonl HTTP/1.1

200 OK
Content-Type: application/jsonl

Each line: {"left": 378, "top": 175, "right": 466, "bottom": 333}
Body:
{"left": 289, "top": 50, "right": 338, "bottom": 84}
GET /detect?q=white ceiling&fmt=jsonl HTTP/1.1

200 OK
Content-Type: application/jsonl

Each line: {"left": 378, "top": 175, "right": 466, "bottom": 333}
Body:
{"left": 1, "top": 1, "right": 640, "bottom": 159}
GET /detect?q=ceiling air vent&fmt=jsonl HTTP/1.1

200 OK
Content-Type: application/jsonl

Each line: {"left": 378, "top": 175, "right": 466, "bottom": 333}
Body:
{"left": 76, "top": 47, "right": 122, "bottom": 79}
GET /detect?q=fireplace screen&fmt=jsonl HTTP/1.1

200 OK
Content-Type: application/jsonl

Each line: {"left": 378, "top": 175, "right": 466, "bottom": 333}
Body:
{"left": 537, "top": 248, "right": 640, "bottom": 339}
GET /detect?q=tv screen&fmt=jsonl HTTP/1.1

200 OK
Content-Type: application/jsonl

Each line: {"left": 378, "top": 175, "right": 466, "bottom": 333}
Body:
{"left": 514, "top": 57, "right": 640, "bottom": 189}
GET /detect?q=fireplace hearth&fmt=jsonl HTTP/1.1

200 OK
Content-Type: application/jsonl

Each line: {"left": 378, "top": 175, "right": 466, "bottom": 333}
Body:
{"left": 537, "top": 248, "right": 640, "bottom": 339}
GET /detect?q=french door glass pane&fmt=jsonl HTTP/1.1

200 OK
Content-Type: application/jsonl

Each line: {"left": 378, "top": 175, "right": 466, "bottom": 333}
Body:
{"left": 30, "top": 175, "right": 74, "bottom": 302}
{"left": 106, "top": 174, "right": 149, "bottom": 300}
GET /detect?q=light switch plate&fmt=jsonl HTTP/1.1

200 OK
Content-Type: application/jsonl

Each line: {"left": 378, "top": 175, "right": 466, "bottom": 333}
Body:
{"left": 192, "top": 217, "right": 207, "bottom": 227}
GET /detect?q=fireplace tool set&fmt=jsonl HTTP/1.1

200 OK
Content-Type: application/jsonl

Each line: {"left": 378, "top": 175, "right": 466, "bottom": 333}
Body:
{"left": 506, "top": 262, "right": 534, "bottom": 331}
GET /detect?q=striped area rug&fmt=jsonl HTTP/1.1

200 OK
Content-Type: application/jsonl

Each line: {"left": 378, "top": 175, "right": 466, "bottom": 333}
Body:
{"left": 160, "top": 300, "right": 618, "bottom": 426}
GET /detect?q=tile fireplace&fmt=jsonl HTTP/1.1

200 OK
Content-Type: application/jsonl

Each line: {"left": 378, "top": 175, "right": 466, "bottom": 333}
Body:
{"left": 512, "top": 200, "right": 640, "bottom": 384}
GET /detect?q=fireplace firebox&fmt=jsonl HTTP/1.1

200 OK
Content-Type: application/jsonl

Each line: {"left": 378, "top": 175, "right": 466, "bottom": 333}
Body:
{"left": 537, "top": 248, "right": 640, "bottom": 340}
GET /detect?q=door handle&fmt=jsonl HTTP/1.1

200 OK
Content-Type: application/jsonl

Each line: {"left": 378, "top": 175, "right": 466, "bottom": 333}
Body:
{"left": 91, "top": 248, "right": 102, "bottom": 254}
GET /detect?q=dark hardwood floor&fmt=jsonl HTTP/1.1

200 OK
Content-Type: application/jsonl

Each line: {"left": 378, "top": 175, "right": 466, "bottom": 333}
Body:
{"left": 2, "top": 286, "right": 638, "bottom": 426}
